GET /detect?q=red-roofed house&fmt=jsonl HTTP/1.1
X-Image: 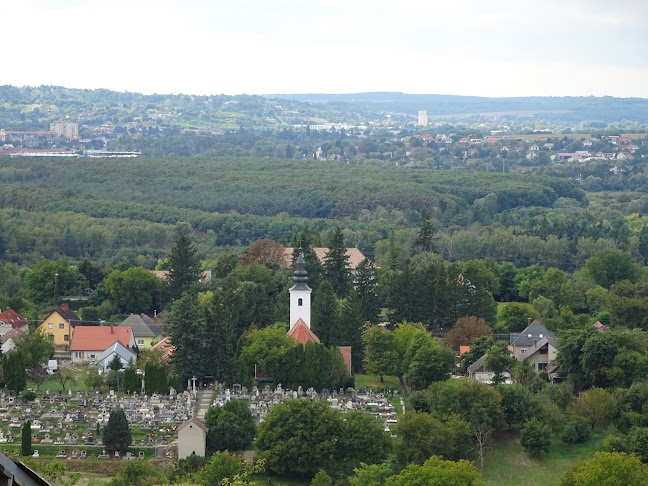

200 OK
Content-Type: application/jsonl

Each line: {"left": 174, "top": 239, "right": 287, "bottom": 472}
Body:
{"left": 1, "top": 328, "right": 23, "bottom": 354}
{"left": 0, "top": 308, "right": 28, "bottom": 331}
{"left": 151, "top": 336, "right": 175, "bottom": 361}
{"left": 70, "top": 326, "right": 135, "bottom": 364}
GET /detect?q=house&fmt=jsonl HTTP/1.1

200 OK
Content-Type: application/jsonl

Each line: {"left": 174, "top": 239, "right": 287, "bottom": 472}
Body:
{"left": 1, "top": 328, "right": 23, "bottom": 354}
{"left": 280, "top": 247, "right": 367, "bottom": 274}
{"left": 509, "top": 319, "right": 556, "bottom": 360}
{"left": 467, "top": 354, "right": 512, "bottom": 384}
{"left": 177, "top": 417, "right": 208, "bottom": 460}
{"left": 96, "top": 341, "right": 137, "bottom": 373}
{"left": 70, "top": 326, "right": 135, "bottom": 364}
{"left": 593, "top": 321, "right": 610, "bottom": 332}
{"left": 36, "top": 305, "right": 81, "bottom": 348}
{"left": 0, "top": 308, "right": 29, "bottom": 335}
{"left": 151, "top": 336, "right": 175, "bottom": 361}
{"left": 520, "top": 337, "right": 557, "bottom": 373}
{"left": 150, "top": 269, "right": 212, "bottom": 283}
{"left": 118, "top": 314, "right": 165, "bottom": 348}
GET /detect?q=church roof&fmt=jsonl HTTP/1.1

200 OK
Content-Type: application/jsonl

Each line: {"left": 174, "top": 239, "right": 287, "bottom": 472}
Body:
{"left": 288, "top": 319, "right": 320, "bottom": 345}
{"left": 290, "top": 252, "right": 311, "bottom": 291}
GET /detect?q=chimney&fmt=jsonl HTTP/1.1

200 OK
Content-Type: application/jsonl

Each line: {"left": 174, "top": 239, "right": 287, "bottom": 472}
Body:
{"left": 527, "top": 317, "right": 531, "bottom": 325}
{"left": 61, "top": 304, "right": 69, "bottom": 313}
{"left": 111, "top": 326, "right": 114, "bottom": 334}
{"left": 540, "top": 319, "right": 543, "bottom": 325}
{"left": 154, "top": 310, "right": 157, "bottom": 317}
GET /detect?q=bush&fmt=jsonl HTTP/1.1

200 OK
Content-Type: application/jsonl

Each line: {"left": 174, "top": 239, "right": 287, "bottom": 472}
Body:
{"left": 22, "top": 391, "right": 37, "bottom": 401}
{"left": 561, "top": 416, "right": 591, "bottom": 444}
{"left": 521, "top": 418, "right": 552, "bottom": 456}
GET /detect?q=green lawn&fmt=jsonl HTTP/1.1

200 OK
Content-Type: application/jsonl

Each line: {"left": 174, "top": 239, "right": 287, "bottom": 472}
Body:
{"left": 482, "top": 429, "right": 607, "bottom": 486}
{"left": 353, "top": 374, "right": 401, "bottom": 391}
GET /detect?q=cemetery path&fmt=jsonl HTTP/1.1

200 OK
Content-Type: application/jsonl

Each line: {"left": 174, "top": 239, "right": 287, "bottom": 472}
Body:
{"left": 196, "top": 390, "right": 214, "bottom": 420}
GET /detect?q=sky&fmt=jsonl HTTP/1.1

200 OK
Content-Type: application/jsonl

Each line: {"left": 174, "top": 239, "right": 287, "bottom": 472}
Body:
{"left": 2, "top": 0, "right": 648, "bottom": 98}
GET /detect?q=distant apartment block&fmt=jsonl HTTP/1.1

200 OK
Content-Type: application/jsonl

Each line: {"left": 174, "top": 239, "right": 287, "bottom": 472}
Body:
{"left": 418, "top": 110, "right": 428, "bottom": 126}
{"left": 50, "top": 120, "right": 79, "bottom": 138}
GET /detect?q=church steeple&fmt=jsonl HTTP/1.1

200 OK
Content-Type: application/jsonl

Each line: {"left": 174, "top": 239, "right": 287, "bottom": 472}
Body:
{"left": 289, "top": 251, "right": 312, "bottom": 330}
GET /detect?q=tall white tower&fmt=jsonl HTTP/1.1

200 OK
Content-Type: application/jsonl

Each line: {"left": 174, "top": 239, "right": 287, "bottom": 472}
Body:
{"left": 418, "top": 110, "right": 428, "bottom": 126}
{"left": 289, "top": 252, "right": 312, "bottom": 329}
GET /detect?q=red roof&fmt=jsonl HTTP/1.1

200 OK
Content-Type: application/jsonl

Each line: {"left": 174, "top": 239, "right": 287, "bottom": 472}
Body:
{"left": 70, "top": 326, "right": 133, "bottom": 351}
{"left": 151, "top": 336, "right": 174, "bottom": 361}
{"left": 0, "top": 309, "right": 28, "bottom": 329}
{"left": 459, "top": 345, "right": 471, "bottom": 356}
{"left": 288, "top": 319, "right": 320, "bottom": 345}
{"left": 1, "top": 328, "right": 22, "bottom": 344}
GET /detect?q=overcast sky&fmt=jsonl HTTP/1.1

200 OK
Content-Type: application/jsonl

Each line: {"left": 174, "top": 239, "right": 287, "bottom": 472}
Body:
{"left": 2, "top": 0, "right": 648, "bottom": 98}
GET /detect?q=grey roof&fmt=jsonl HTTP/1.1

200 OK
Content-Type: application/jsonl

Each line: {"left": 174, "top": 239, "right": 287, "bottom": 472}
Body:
{"left": 521, "top": 337, "right": 554, "bottom": 360}
{"left": 467, "top": 353, "right": 487, "bottom": 374}
{"left": 119, "top": 314, "right": 165, "bottom": 338}
{"left": 510, "top": 320, "right": 556, "bottom": 347}
{"left": 56, "top": 305, "right": 81, "bottom": 326}
{"left": 97, "top": 340, "right": 136, "bottom": 364}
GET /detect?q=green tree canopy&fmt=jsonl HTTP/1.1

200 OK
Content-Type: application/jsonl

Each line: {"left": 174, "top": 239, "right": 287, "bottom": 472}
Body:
{"left": 167, "top": 235, "right": 203, "bottom": 299}
{"left": 560, "top": 452, "right": 648, "bottom": 485}
{"left": 103, "top": 409, "right": 132, "bottom": 455}
{"left": 385, "top": 456, "right": 484, "bottom": 486}
{"left": 105, "top": 267, "right": 163, "bottom": 313}
{"left": 204, "top": 399, "right": 256, "bottom": 453}
{"left": 585, "top": 249, "right": 639, "bottom": 289}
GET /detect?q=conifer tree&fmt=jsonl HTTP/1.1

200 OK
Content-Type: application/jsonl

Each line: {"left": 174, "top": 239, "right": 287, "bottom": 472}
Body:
{"left": 122, "top": 361, "right": 138, "bottom": 394}
{"left": 323, "top": 228, "right": 351, "bottom": 297}
{"left": 354, "top": 258, "right": 380, "bottom": 323}
{"left": 414, "top": 208, "right": 439, "bottom": 253}
{"left": 166, "top": 292, "right": 208, "bottom": 381}
{"left": 167, "top": 235, "right": 202, "bottom": 299}
{"left": 3, "top": 353, "right": 26, "bottom": 393}
{"left": 21, "top": 420, "right": 32, "bottom": 456}
{"left": 311, "top": 281, "right": 338, "bottom": 347}
{"left": 335, "top": 292, "right": 366, "bottom": 372}
{"left": 103, "top": 409, "right": 132, "bottom": 455}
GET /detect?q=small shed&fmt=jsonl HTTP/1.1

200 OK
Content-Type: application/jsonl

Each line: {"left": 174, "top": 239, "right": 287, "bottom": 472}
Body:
{"left": 177, "top": 417, "right": 208, "bottom": 460}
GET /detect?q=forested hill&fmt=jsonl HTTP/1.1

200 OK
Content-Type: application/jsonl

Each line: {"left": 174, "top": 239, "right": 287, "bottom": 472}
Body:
{"left": 265, "top": 92, "right": 648, "bottom": 123}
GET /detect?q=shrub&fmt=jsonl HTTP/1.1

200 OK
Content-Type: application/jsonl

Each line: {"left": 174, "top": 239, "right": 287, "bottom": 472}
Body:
{"left": 561, "top": 416, "right": 591, "bottom": 444}
{"left": 22, "top": 391, "right": 37, "bottom": 401}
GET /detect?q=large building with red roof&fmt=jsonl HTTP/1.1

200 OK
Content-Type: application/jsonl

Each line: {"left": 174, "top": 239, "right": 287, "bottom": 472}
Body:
{"left": 70, "top": 326, "right": 135, "bottom": 364}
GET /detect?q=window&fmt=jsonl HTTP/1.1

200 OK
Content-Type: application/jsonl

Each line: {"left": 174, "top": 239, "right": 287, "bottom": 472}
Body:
{"left": 539, "top": 333, "right": 543, "bottom": 338}
{"left": 298, "top": 298, "right": 303, "bottom": 306}
{"left": 48, "top": 334, "right": 54, "bottom": 341}
{"left": 64, "top": 335, "right": 69, "bottom": 341}
{"left": 48, "top": 323, "right": 53, "bottom": 329}
{"left": 538, "top": 363, "right": 548, "bottom": 371}
{"left": 90, "top": 354, "right": 95, "bottom": 359}
{"left": 137, "top": 339, "right": 145, "bottom": 345}
{"left": 74, "top": 352, "right": 81, "bottom": 359}
{"left": 527, "top": 333, "right": 532, "bottom": 338}
{"left": 59, "top": 323, "right": 65, "bottom": 329}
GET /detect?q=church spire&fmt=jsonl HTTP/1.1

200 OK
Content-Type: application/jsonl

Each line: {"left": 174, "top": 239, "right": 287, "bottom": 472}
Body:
{"left": 291, "top": 252, "right": 311, "bottom": 291}
{"left": 290, "top": 251, "right": 312, "bottom": 329}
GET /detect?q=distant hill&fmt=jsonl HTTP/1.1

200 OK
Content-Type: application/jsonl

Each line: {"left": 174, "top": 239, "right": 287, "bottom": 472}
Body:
{"left": 265, "top": 92, "right": 648, "bottom": 123}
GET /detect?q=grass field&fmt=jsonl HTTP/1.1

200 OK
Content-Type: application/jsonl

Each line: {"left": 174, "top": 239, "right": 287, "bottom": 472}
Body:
{"left": 353, "top": 374, "right": 401, "bottom": 391}
{"left": 482, "top": 429, "right": 606, "bottom": 486}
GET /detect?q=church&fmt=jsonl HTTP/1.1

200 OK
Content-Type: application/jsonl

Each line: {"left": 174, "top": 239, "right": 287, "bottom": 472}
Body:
{"left": 286, "top": 252, "right": 352, "bottom": 373}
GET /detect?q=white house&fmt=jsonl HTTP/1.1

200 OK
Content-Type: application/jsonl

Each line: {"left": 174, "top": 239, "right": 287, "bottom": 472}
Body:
{"left": 177, "top": 417, "right": 208, "bottom": 460}
{"left": 97, "top": 341, "right": 137, "bottom": 373}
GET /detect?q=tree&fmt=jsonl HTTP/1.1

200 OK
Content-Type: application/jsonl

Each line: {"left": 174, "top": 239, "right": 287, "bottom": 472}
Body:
{"left": 256, "top": 400, "right": 389, "bottom": 478}
{"left": 57, "top": 369, "right": 76, "bottom": 392}
{"left": 144, "top": 362, "right": 168, "bottom": 395}
{"left": 108, "top": 353, "right": 123, "bottom": 372}
{"left": 311, "top": 470, "right": 333, "bottom": 486}
{"left": 560, "top": 452, "right": 648, "bottom": 485}
{"left": 40, "top": 462, "right": 81, "bottom": 486}
{"left": 444, "top": 316, "right": 492, "bottom": 351}
{"left": 332, "top": 292, "right": 365, "bottom": 372}
{"left": 103, "top": 409, "right": 132, "bottom": 455}
{"left": 354, "top": 258, "right": 380, "bottom": 323}
{"left": 385, "top": 456, "right": 484, "bottom": 486}
{"left": 498, "top": 384, "right": 531, "bottom": 428}
{"left": 24, "top": 259, "right": 85, "bottom": 305}
{"left": 238, "top": 238, "right": 286, "bottom": 266}
{"left": 585, "top": 249, "right": 639, "bottom": 289}
{"left": 485, "top": 341, "right": 514, "bottom": 385}
{"left": 14, "top": 329, "right": 55, "bottom": 369}
{"left": 77, "top": 259, "right": 106, "bottom": 291}
{"left": 414, "top": 208, "right": 439, "bottom": 253}
{"left": 204, "top": 399, "right": 256, "bottom": 453}
{"left": 499, "top": 303, "right": 540, "bottom": 332}
{"left": 84, "top": 368, "right": 105, "bottom": 392}
{"left": 105, "top": 267, "right": 163, "bottom": 313}
{"left": 21, "top": 420, "right": 32, "bottom": 456}
{"left": 167, "top": 235, "right": 203, "bottom": 299}
{"left": 108, "top": 460, "right": 164, "bottom": 486}
{"left": 311, "top": 281, "right": 338, "bottom": 347}
{"left": 520, "top": 418, "right": 552, "bottom": 457}
{"left": 349, "top": 462, "right": 393, "bottom": 486}
{"left": 3, "top": 353, "right": 26, "bottom": 393}
{"left": 27, "top": 367, "right": 47, "bottom": 391}
{"left": 194, "top": 451, "right": 242, "bottom": 486}
{"left": 572, "top": 387, "right": 617, "bottom": 429}
{"left": 394, "top": 412, "right": 471, "bottom": 466}
{"left": 323, "top": 228, "right": 351, "bottom": 297}
{"left": 122, "top": 364, "right": 138, "bottom": 394}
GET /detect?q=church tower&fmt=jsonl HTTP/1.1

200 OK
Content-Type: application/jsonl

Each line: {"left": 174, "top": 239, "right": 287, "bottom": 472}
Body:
{"left": 289, "top": 252, "right": 312, "bottom": 330}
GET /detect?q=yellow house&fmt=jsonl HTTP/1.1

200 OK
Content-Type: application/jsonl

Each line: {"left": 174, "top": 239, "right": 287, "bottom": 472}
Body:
{"left": 118, "top": 314, "right": 165, "bottom": 349}
{"left": 37, "top": 305, "right": 81, "bottom": 348}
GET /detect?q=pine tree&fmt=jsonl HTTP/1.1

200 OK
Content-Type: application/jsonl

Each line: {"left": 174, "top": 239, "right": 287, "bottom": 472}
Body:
{"left": 3, "top": 353, "right": 26, "bottom": 393}
{"left": 414, "top": 208, "right": 439, "bottom": 253}
{"left": 335, "top": 292, "right": 366, "bottom": 372}
{"left": 167, "top": 235, "right": 203, "bottom": 299}
{"left": 354, "top": 258, "right": 380, "bottom": 323}
{"left": 122, "top": 364, "right": 138, "bottom": 394}
{"left": 323, "top": 228, "right": 351, "bottom": 297}
{"left": 386, "top": 231, "right": 402, "bottom": 271}
{"left": 311, "top": 281, "right": 338, "bottom": 347}
{"left": 204, "top": 286, "right": 237, "bottom": 383}
{"left": 21, "top": 420, "right": 32, "bottom": 456}
{"left": 145, "top": 362, "right": 168, "bottom": 394}
{"left": 103, "top": 409, "right": 132, "bottom": 455}
{"left": 108, "top": 353, "right": 123, "bottom": 372}
{"left": 166, "top": 293, "right": 209, "bottom": 381}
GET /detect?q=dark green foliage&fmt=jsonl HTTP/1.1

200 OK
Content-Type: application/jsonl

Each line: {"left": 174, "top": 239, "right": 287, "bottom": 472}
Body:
{"left": 194, "top": 451, "right": 242, "bottom": 486}
{"left": 21, "top": 420, "right": 32, "bottom": 456}
{"left": 561, "top": 416, "right": 591, "bottom": 444}
{"left": 414, "top": 208, "right": 438, "bottom": 253}
{"left": 166, "top": 293, "right": 207, "bottom": 381}
{"left": 498, "top": 384, "right": 532, "bottom": 427}
{"left": 521, "top": 418, "right": 552, "bottom": 456}
{"left": 311, "top": 281, "right": 337, "bottom": 347}
{"left": 323, "top": 227, "right": 351, "bottom": 297}
{"left": 585, "top": 249, "right": 639, "bottom": 289}
{"left": 3, "top": 353, "right": 26, "bottom": 393}
{"left": 108, "top": 353, "right": 123, "bottom": 372}
{"left": 103, "top": 409, "right": 132, "bottom": 455}
{"left": 108, "top": 460, "right": 166, "bottom": 486}
{"left": 334, "top": 292, "right": 366, "bottom": 372}
{"left": 257, "top": 400, "right": 390, "bottom": 478}
{"left": 167, "top": 235, "right": 203, "bottom": 299}
{"left": 311, "top": 470, "right": 333, "bottom": 486}
{"left": 354, "top": 258, "right": 380, "bottom": 323}
{"left": 144, "top": 362, "right": 168, "bottom": 395}
{"left": 105, "top": 267, "right": 164, "bottom": 314}
{"left": 122, "top": 366, "right": 138, "bottom": 394}
{"left": 204, "top": 399, "right": 256, "bottom": 453}
{"left": 23, "top": 259, "right": 85, "bottom": 305}
{"left": 22, "top": 391, "right": 36, "bottom": 401}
